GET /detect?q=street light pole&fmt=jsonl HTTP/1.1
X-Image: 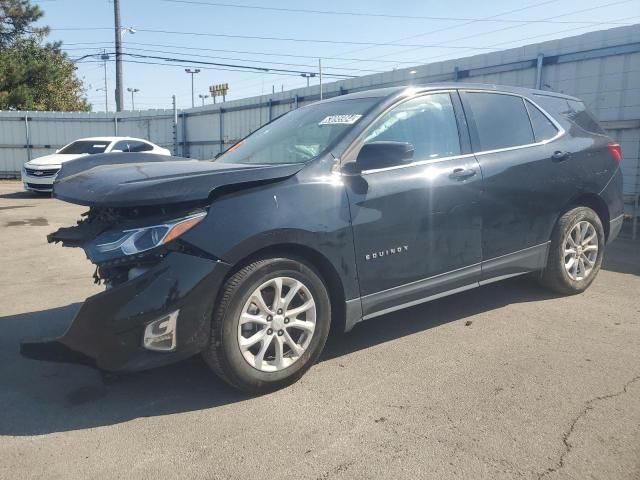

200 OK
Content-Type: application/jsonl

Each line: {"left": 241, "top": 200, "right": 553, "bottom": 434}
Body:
{"left": 185, "top": 68, "right": 201, "bottom": 108}
{"left": 198, "top": 94, "right": 209, "bottom": 106}
{"left": 127, "top": 88, "right": 139, "bottom": 110}
{"left": 113, "top": 0, "right": 123, "bottom": 112}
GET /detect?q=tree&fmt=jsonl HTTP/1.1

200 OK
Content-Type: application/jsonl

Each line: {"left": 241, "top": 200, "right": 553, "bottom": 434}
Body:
{"left": 0, "top": 0, "right": 90, "bottom": 111}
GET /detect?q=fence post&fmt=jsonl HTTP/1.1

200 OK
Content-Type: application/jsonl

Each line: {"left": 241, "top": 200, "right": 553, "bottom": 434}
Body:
{"left": 113, "top": 114, "right": 118, "bottom": 135}
{"left": 181, "top": 112, "right": 188, "bottom": 157}
{"left": 172, "top": 95, "right": 178, "bottom": 155}
{"left": 535, "top": 54, "right": 544, "bottom": 89}
{"left": 219, "top": 108, "right": 224, "bottom": 155}
{"left": 24, "top": 115, "right": 31, "bottom": 162}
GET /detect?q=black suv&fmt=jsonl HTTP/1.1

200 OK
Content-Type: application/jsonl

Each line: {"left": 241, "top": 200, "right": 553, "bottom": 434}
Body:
{"left": 23, "top": 84, "right": 624, "bottom": 393}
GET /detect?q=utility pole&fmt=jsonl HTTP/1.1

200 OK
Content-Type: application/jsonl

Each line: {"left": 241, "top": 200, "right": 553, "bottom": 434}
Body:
{"left": 319, "top": 58, "right": 323, "bottom": 100}
{"left": 185, "top": 68, "right": 201, "bottom": 108}
{"left": 101, "top": 50, "right": 109, "bottom": 112}
{"left": 113, "top": 0, "right": 123, "bottom": 112}
{"left": 127, "top": 88, "right": 139, "bottom": 110}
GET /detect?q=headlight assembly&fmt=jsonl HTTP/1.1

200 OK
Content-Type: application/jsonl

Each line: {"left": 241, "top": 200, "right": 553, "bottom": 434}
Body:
{"left": 93, "top": 211, "right": 206, "bottom": 258}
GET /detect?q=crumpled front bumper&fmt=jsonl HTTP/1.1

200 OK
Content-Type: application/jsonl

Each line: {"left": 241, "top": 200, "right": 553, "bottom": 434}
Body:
{"left": 21, "top": 252, "right": 231, "bottom": 371}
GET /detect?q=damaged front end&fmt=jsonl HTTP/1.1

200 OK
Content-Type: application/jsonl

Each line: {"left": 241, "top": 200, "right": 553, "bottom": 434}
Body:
{"left": 21, "top": 202, "right": 231, "bottom": 371}
{"left": 20, "top": 155, "right": 302, "bottom": 371}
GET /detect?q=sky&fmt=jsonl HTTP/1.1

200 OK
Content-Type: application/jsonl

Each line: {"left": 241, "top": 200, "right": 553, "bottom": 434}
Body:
{"left": 34, "top": 0, "right": 640, "bottom": 112}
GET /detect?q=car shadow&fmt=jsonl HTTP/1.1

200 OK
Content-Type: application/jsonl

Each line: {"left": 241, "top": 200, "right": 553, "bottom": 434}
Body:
{"left": 0, "top": 190, "right": 48, "bottom": 200}
{"left": 0, "top": 276, "right": 560, "bottom": 437}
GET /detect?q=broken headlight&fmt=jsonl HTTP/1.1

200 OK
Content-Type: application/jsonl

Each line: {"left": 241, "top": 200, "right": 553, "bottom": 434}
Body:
{"left": 89, "top": 211, "right": 206, "bottom": 262}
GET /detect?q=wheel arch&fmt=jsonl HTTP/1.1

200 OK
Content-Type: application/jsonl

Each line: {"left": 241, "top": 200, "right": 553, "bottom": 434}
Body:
{"left": 219, "top": 243, "right": 348, "bottom": 335}
{"left": 565, "top": 193, "right": 610, "bottom": 240}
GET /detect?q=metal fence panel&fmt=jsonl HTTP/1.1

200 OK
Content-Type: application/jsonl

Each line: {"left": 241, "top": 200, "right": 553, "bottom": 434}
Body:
{"left": 0, "top": 24, "right": 638, "bottom": 197}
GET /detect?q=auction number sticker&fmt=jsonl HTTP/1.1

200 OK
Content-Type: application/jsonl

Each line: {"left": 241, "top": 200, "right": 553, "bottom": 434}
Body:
{"left": 319, "top": 114, "right": 363, "bottom": 125}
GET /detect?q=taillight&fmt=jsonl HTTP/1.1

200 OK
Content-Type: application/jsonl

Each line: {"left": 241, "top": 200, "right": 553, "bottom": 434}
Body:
{"left": 608, "top": 142, "right": 622, "bottom": 163}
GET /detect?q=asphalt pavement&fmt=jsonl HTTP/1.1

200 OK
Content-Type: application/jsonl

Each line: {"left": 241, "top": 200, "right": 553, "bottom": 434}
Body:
{"left": 0, "top": 180, "right": 638, "bottom": 480}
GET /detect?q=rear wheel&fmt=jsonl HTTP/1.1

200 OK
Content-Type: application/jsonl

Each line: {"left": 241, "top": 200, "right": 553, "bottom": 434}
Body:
{"left": 203, "top": 257, "right": 331, "bottom": 393}
{"left": 539, "top": 207, "right": 605, "bottom": 294}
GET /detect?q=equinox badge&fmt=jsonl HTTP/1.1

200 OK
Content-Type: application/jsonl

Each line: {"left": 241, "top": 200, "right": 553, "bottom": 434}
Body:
{"left": 365, "top": 245, "right": 408, "bottom": 261}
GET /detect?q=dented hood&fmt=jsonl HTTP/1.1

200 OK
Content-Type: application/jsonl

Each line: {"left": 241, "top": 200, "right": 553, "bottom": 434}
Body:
{"left": 52, "top": 152, "right": 303, "bottom": 207}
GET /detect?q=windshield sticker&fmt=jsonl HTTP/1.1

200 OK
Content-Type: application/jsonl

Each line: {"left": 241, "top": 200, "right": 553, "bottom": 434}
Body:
{"left": 319, "top": 114, "right": 362, "bottom": 125}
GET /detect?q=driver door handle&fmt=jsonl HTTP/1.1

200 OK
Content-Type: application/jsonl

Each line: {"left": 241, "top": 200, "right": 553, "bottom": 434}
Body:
{"left": 449, "top": 167, "right": 476, "bottom": 181}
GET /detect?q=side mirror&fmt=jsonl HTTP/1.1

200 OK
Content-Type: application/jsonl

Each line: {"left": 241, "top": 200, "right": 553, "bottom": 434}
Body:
{"left": 353, "top": 141, "right": 414, "bottom": 172}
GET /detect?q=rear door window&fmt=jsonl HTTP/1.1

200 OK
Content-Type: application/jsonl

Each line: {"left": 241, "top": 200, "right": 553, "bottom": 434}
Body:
{"left": 464, "top": 92, "right": 534, "bottom": 151}
{"left": 129, "top": 141, "right": 154, "bottom": 152}
{"left": 363, "top": 92, "right": 461, "bottom": 161}
{"left": 525, "top": 100, "right": 559, "bottom": 142}
{"left": 111, "top": 140, "right": 132, "bottom": 152}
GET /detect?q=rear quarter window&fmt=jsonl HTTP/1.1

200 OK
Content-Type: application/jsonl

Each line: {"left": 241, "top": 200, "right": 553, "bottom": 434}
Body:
{"left": 532, "top": 95, "right": 605, "bottom": 135}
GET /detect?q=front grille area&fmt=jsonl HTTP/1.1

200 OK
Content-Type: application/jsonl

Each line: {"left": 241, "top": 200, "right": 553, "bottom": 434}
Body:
{"left": 26, "top": 183, "right": 53, "bottom": 191}
{"left": 25, "top": 167, "right": 59, "bottom": 177}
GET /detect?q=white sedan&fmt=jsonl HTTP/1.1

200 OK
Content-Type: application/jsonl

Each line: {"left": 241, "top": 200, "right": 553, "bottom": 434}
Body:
{"left": 22, "top": 136, "right": 171, "bottom": 193}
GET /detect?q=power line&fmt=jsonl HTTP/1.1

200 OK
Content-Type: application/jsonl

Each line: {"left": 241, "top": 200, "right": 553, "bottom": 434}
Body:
{"left": 48, "top": 27, "right": 544, "bottom": 50}
{"left": 66, "top": 45, "right": 386, "bottom": 73}
{"left": 158, "top": 0, "right": 635, "bottom": 26}
{"left": 338, "top": 0, "right": 637, "bottom": 68}
{"left": 330, "top": 0, "right": 557, "bottom": 66}
{"left": 78, "top": 56, "right": 354, "bottom": 79}
{"left": 61, "top": 41, "right": 428, "bottom": 65}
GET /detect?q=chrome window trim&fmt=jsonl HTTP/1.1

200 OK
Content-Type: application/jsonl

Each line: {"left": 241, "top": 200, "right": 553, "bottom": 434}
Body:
{"left": 358, "top": 152, "right": 476, "bottom": 175}
{"left": 461, "top": 90, "right": 566, "bottom": 157}
{"left": 338, "top": 88, "right": 566, "bottom": 176}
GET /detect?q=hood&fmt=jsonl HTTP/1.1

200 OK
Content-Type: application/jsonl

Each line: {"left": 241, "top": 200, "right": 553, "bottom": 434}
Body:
{"left": 27, "top": 153, "right": 86, "bottom": 166}
{"left": 52, "top": 152, "right": 304, "bottom": 207}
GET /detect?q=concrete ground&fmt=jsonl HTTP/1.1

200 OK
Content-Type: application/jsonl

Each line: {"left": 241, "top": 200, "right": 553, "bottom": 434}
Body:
{"left": 0, "top": 179, "right": 638, "bottom": 480}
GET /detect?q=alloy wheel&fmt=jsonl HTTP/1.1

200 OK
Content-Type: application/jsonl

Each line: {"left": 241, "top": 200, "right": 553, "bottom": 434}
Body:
{"left": 563, "top": 220, "right": 599, "bottom": 281}
{"left": 238, "top": 277, "right": 316, "bottom": 372}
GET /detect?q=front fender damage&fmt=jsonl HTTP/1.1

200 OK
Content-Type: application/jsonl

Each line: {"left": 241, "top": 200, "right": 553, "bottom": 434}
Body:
{"left": 21, "top": 203, "right": 232, "bottom": 371}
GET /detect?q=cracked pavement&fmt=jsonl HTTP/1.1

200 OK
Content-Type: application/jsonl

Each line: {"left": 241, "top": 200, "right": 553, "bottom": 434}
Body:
{"left": 1, "top": 181, "right": 639, "bottom": 480}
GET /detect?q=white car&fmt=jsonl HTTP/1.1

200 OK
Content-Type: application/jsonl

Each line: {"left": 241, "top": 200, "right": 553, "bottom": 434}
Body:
{"left": 22, "top": 136, "right": 171, "bottom": 193}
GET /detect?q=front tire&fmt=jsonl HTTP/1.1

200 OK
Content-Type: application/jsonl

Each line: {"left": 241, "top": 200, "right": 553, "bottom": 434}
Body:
{"left": 539, "top": 206, "right": 605, "bottom": 294}
{"left": 203, "top": 257, "right": 331, "bottom": 393}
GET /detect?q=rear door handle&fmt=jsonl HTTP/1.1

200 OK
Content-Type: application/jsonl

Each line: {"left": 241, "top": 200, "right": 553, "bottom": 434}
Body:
{"left": 551, "top": 151, "right": 571, "bottom": 162}
{"left": 449, "top": 168, "right": 476, "bottom": 180}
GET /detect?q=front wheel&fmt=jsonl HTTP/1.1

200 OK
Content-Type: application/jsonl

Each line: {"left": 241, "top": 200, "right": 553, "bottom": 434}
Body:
{"left": 202, "top": 257, "right": 331, "bottom": 393}
{"left": 539, "top": 206, "right": 605, "bottom": 294}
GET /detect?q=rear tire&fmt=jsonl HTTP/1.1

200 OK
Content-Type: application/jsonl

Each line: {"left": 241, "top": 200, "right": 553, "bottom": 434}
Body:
{"left": 539, "top": 206, "right": 605, "bottom": 294}
{"left": 203, "top": 257, "right": 331, "bottom": 393}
